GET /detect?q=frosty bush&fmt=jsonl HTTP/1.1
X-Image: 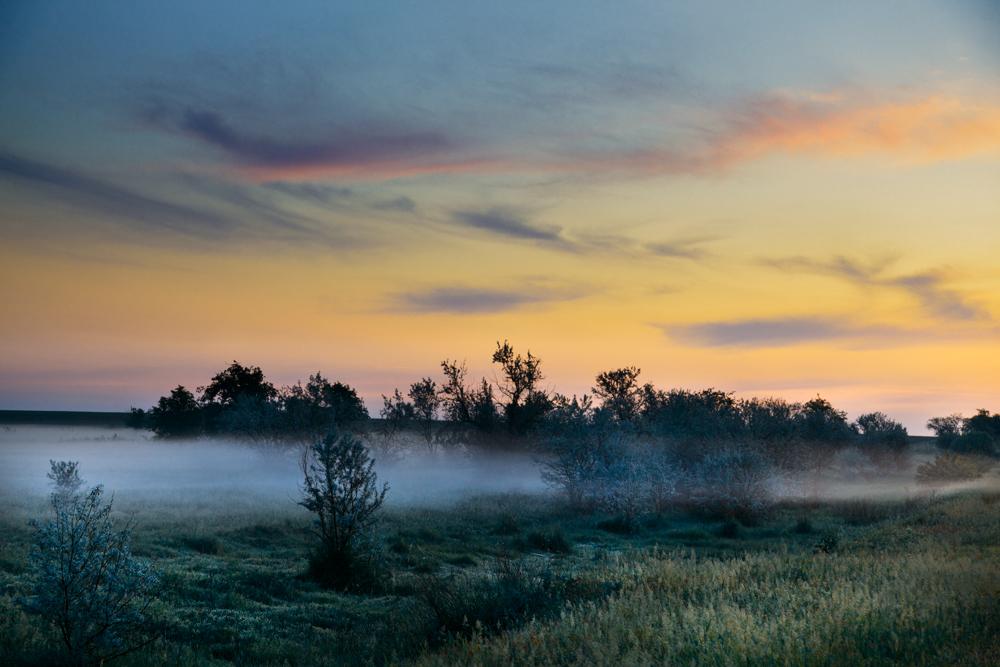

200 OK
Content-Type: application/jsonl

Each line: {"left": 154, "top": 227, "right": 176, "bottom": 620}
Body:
{"left": 23, "top": 461, "right": 160, "bottom": 666}
{"left": 689, "top": 447, "right": 784, "bottom": 522}
{"left": 915, "top": 451, "right": 994, "bottom": 486}
{"left": 299, "top": 431, "right": 389, "bottom": 592}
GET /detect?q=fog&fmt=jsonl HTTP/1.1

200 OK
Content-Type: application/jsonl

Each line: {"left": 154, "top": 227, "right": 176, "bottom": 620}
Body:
{"left": 0, "top": 425, "right": 546, "bottom": 512}
{"left": 2, "top": 425, "right": 995, "bottom": 528}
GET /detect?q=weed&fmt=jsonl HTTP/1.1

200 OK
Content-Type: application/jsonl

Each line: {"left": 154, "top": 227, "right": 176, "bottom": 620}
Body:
{"left": 794, "top": 517, "right": 814, "bottom": 534}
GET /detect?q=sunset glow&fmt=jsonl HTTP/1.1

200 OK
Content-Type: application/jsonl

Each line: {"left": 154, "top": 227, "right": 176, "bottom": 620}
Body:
{"left": 1, "top": 1, "right": 997, "bottom": 430}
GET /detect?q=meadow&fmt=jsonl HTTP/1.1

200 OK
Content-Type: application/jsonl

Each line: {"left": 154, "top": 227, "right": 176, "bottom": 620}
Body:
{"left": 1, "top": 425, "right": 999, "bottom": 666}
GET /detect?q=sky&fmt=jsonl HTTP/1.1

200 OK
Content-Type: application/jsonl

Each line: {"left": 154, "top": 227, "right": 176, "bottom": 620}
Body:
{"left": 1, "top": 1, "right": 998, "bottom": 431}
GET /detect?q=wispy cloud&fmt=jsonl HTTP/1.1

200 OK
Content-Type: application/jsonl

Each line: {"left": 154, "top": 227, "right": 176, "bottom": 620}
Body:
{"left": 393, "top": 283, "right": 589, "bottom": 314}
{"left": 452, "top": 208, "right": 567, "bottom": 244}
{"left": 0, "top": 151, "right": 232, "bottom": 235}
{"left": 262, "top": 181, "right": 353, "bottom": 203}
{"left": 663, "top": 317, "right": 912, "bottom": 348}
{"left": 549, "top": 88, "right": 1000, "bottom": 178}
{"left": 176, "top": 108, "right": 451, "bottom": 169}
{"left": 643, "top": 239, "right": 707, "bottom": 259}
{"left": 0, "top": 152, "right": 366, "bottom": 248}
{"left": 373, "top": 196, "right": 417, "bottom": 212}
{"left": 762, "top": 255, "right": 989, "bottom": 322}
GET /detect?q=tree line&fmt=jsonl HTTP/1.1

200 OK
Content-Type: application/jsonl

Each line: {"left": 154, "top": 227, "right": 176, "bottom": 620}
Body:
{"left": 130, "top": 342, "right": 997, "bottom": 466}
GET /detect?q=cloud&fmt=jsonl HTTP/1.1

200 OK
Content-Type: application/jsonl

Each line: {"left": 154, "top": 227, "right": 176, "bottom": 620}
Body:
{"left": 0, "top": 151, "right": 232, "bottom": 235}
{"left": 712, "top": 89, "right": 1000, "bottom": 166}
{"left": 643, "top": 239, "right": 707, "bottom": 259}
{"left": 452, "top": 208, "right": 566, "bottom": 244}
{"left": 553, "top": 88, "right": 1000, "bottom": 178}
{"left": 175, "top": 108, "right": 451, "bottom": 168}
{"left": 373, "top": 196, "right": 417, "bottom": 212}
{"left": 762, "top": 255, "right": 989, "bottom": 322}
{"left": 393, "top": 284, "right": 587, "bottom": 314}
{"left": 262, "top": 181, "right": 353, "bottom": 202}
{"left": 888, "top": 273, "right": 985, "bottom": 321}
{"left": 136, "top": 90, "right": 485, "bottom": 180}
{"left": 664, "top": 317, "right": 911, "bottom": 348}
{"left": 0, "top": 152, "right": 366, "bottom": 249}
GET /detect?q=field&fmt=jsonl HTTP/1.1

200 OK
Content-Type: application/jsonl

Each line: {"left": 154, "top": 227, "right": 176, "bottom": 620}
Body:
{"left": 2, "top": 425, "right": 999, "bottom": 666}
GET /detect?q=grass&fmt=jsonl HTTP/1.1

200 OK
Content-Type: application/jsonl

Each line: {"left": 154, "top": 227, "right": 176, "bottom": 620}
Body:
{"left": 2, "top": 439, "right": 999, "bottom": 666}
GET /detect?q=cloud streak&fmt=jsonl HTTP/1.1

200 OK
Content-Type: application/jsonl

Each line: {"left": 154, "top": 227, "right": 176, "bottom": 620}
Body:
{"left": 0, "top": 151, "right": 232, "bottom": 235}
{"left": 0, "top": 152, "right": 366, "bottom": 249}
{"left": 763, "top": 255, "right": 989, "bottom": 322}
{"left": 393, "top": 284, "right": 588, "bottom": 314}
{"left": 450, "top": 208, "right": 573, "bottom": 249}
{"left": 664, "top": 317, "right": 911, "bottom": 348}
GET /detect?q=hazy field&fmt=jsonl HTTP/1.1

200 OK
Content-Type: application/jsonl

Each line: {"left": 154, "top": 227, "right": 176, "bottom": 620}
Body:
{"left": 2, "top": 425, "right": 999, "bottom": 666}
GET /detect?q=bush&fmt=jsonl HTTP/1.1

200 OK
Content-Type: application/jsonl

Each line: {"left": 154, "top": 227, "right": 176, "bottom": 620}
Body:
{"left": 916, "top": 452, "right": 995, "bottom": 486}
{"left": 22, "top": 462, "right": 160, "bottom": 666}
{"left": 298, "top": 431, "right": 389, "bottom": 592}
{"left": 689, "top": 446, "right": 784, "bottom": 522}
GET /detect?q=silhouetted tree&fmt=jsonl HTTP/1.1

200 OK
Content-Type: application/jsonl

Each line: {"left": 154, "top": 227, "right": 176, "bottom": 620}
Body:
{"left": 439, "top": 359, "right": 502, "bottom": 440}
{"left": 853, "top": 412, "right": 909, "bottom": 471}
{"left": 926, "top": 413, "right": 964, "bottom": 449}
{"left": 737, "top": 397, "right": 802, "bottom": 470}
{"left": 407, "top": 378, "right": 441, "bottom": 452}
{"left": 640, "top": 387, "right": 741, "bottom": 447}
{"left": 796, "top": 395, "right": 853, "bottom": 475}
{"left": 492, "top": 341, "right": 552, "bottom": 435}
{"left": 282, "top": 373, "right": 369, "bottom": 443}
{"left": 592, "top": 367, "right": 642, "bottom": 421}
{"left": 216, "top": 395, "right": 288, "bottom": 454}
{"left": 147, "top": 386, "right": 202, "bottom": 439}
{"left": 965, "top": 409, "right": 1000, "bottom": 445}
{"left": 199, "top": 361, "right": 277, "bottom": 406}
{"left": 124, "top": 408, "right": 147, "bottom": 431}
{"left": 198, "top": 361, "right": 277, "bottom": 434}
{"left": 925, "top": 411, "right": 996, "bottom": 456}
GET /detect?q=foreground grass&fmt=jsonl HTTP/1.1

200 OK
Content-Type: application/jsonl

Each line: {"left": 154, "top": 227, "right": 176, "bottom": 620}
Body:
{"left": 2, "top": 481, "right": 999, "bottom": 666}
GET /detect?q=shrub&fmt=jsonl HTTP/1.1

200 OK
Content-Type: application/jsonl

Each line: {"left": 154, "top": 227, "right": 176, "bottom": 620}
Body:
{"left": 298, "top": 431, "right": 389, "bottom": 592}
{"left": 22, "top": 462, "right": 160, "bottom": 666}
{"left": 915, "top": 452, "right": 994, "bottom": 486}
{"left": 689, "top": 446, "right": 784, "bottom": 522}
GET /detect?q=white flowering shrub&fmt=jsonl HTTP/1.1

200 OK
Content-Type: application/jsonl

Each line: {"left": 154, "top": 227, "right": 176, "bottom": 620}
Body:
{"left": 23, "top": 461, "right": 161, "bottom": 667}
